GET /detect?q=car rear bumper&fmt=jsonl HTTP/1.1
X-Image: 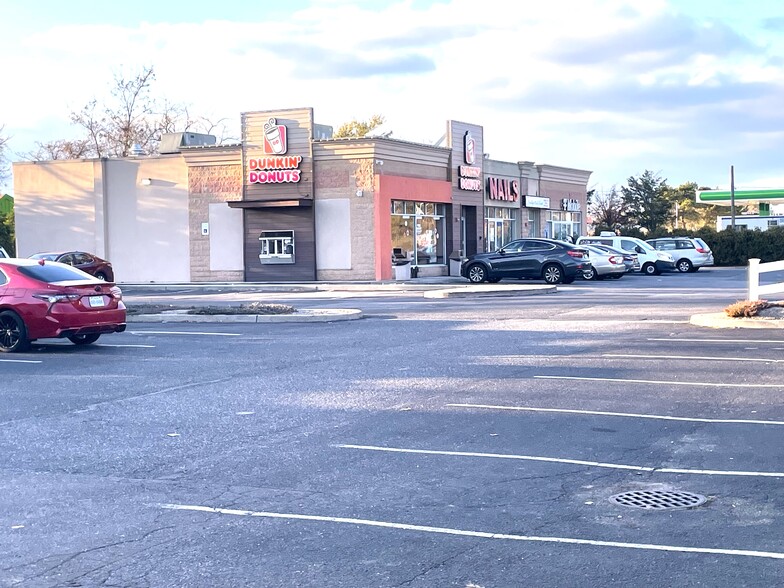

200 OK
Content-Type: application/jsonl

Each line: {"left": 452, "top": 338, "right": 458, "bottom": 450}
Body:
{"left": 27, "top": 306, "right": 127, "bottom": 339}
{"left": 56, "top": 323, "right": 126, "bottom": 338}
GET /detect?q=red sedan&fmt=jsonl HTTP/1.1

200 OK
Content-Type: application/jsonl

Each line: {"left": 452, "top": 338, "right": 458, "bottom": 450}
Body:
{"left": 0, "top": 259, "right": 126, "bottom": 352}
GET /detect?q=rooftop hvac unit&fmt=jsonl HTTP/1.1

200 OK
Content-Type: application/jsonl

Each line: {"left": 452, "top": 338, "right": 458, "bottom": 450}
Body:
{"left": 159, "top": 132, "right": 217, "bottom": 154}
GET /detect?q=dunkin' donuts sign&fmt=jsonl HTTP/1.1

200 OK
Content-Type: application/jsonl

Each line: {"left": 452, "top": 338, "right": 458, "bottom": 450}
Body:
{"left": 458, "top": 130, "right": 482, "bottom": 191}
{"left": 248, "top": 117, "right": 302, "bottom": 184}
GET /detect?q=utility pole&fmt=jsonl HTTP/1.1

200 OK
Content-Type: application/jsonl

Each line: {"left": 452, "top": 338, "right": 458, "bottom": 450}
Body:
{"left": 730, "top": 165, "right": 736, "bottom": 231}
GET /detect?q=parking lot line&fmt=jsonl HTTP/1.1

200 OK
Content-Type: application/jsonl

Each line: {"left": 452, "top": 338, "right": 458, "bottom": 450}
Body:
{"left": 534, "top": 375, "right": 783, "bottom": 388}
{"left": 446, "top": 403, "right": 784, "bottom": 426}
{"left": 96, "top": 344, "right": 156, "bottom": 348}
{"left": 0, "top": 358, "right": 42, "bottom": 364}
{"left": 159, "top": 503, "right": 784, "bottom": 560}
{"left": 648, "top": 338, "right": 784, "bottom": 344}
{"left": 602, "top": 353, "right": 783, "bottom": 363}
{"left": 336, "top": 444, "right": 784, "bottom": 478}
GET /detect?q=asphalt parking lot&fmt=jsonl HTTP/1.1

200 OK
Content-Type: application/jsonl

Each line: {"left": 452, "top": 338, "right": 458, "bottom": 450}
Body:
{"left": 1, "top": 269, "right": 783, "bottom": 587}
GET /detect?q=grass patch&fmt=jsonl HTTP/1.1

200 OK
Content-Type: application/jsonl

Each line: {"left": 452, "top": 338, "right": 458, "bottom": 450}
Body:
{"left": 127, "top": 302, "right": 296, "bottom": 316}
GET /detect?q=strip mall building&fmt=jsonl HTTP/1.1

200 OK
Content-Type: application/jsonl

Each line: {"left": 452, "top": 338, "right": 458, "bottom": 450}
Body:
{"left": 13, "top": 107, "right": 591, "bottom": 283}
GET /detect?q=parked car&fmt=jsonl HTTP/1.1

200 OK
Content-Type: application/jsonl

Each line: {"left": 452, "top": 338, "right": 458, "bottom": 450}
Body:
{"left": 581, "top": 245, "right": 627, "bottom": 280}
{"left": 588, "top": 244, "right": 639, "bottom": 273}
{"left": 29, "top": 251, "right": 114, "bottom": 281}
{"left": 645, "top": 237, "right": 714, "bottom": 273}
{"left": 576, "top": 234, "right": 675, "bottom": 275}
{"left": 0, "top": 259, "right": 126, "bottom": 352}
{"left": 460, "top": 238, "right": 591, "bottom": 284}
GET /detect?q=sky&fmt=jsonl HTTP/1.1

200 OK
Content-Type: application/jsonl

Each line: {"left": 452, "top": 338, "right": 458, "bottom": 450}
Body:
{"left": 2, "top": 0, "right": 784, "bottom": 195}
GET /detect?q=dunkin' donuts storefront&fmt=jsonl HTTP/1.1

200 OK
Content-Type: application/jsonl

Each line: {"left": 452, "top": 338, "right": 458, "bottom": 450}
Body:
{"left": 13, "top": 107, "right": 592, "bottom": 283}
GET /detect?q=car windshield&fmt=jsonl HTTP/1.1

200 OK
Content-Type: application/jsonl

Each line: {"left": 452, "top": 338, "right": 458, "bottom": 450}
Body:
{"left": 29, "top": 253, "right": 59, "bottom": 261}
{"left": 637, "top": 241, "right": 655, "bottom": 251}
{"left": 18, "top": 263, "right": 96, "bottom": 283}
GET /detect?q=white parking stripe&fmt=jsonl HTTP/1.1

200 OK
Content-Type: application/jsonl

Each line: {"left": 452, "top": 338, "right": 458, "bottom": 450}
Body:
{"left": 603, "top": 353, "right": 784, "bottom": 363}
{"left": 648, "top": 338, "right": 784, "bottom": 344}
{"left": 96, "top": 344, "right": 156, "bottom": 348}
{"left": 446, "top": 403, "right": 784, "bottom": 426}
{"left": 0, "top": 359, "right": 42, "bottom": 364}
{"left": 129, "top": 331, "right": 241, "bottom": 337}
{"left": 159, "top": 503, "right": 784, "bottom": 560}
{"left": 337, "top": 444, "right": 784, "bottom": 478}
{"left": 534, "top": 375, "right": 783, "bottom": 388}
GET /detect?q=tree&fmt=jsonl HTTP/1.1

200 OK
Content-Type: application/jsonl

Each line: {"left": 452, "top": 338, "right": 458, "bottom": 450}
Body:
{"left": 0, "top": 209, "right": 14, "bottom": 255}
{"left": 621, "top": 170, "right": 673, "bottom": 233}
{"left": 333, "top": 114, "right": 385, "bottom": 138}
{"left": 0, "top": 124, "right": 9, "bottom": 185}
{"left": 27, "top": 66, "right": 234, "bottom": 160}
{"left": 589, "top": 186, "right": 631, "bottom": 233}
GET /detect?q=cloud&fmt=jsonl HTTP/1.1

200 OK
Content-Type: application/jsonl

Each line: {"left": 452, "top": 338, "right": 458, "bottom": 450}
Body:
{"left": 359, "top": 24, "right": 482, "bottom": 51}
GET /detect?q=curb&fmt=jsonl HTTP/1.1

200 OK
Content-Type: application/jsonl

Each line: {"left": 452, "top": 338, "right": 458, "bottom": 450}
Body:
{"left": 423, "top": 285, "right": 556, "bottom": 299}
{"left": 127, "top": 308, "right": 363, "bottom": 323}
{"left": 689, "top": 312, "right": 784, "bottom": 329}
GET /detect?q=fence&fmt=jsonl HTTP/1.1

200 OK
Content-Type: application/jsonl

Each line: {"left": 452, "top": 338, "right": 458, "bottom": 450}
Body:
{"left": 748, "top": 258, "right": 784, "bottom": 301}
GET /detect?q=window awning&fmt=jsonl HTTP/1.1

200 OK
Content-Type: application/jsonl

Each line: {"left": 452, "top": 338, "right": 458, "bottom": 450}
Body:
{"left": 228, "top": 199, "right": 313, "bottom": 209}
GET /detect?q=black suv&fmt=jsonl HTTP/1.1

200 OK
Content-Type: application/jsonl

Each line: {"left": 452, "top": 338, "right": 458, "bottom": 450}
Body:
{"left": 460, "top": 238, "right": 591, "bottom": 284}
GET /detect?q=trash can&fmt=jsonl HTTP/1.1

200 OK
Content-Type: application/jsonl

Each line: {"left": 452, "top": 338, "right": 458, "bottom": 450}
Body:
{"left": 410, "top": 265, "right": 419, "bottom": 279}
{"left": 449, "top": 252, "right": 465, "bottom": 277}
{"left": 394, "top": 262, "right": 411, "bottom": 281}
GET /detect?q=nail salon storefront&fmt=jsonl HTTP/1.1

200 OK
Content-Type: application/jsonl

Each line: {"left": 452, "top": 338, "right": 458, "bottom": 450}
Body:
{"left": 13, "top": 107, "right": 591, "bottom": 283}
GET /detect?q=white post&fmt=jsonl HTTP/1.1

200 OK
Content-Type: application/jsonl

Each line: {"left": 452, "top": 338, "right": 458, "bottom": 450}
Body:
{"left": 748, "top": 258, "right": 761, "bottom": 301}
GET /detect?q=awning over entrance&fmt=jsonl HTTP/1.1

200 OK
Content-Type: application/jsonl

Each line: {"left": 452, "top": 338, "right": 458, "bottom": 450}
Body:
{"left": 228, "top": 199, "right": 313, "bottom": 209}
{"left": 696, "top": 188, "right": 784, "bottom": 205}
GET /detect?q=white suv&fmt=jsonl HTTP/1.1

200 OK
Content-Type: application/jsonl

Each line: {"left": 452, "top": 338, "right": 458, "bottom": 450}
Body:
{"left": 576, "top": 234, "right": 675, "bottom": 275}
{"left": 646, "top": 237, "right": 714, "bottom": 273}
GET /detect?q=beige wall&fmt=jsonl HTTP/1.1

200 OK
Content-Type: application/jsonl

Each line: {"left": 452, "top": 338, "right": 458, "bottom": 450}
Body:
{"left": 14, "top": 160, "right": 105, "bottom": 258}
{"left": 13, "top": 156, "right": 191, "bottom": 283}
{"left": 104, "top": 157, "right": 190, "bottom": 282}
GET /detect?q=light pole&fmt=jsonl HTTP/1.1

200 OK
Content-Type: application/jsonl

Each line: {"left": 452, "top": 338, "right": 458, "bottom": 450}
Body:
{"left": 730, "top": 165, "right": 736, "bottom": 231}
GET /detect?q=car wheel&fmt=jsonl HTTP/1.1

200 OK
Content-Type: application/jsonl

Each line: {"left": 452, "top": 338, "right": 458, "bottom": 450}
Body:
{"left": 582, "top": 267, "right": 597, "bottom": 280}
{"left": 542, "top": 263, "right": 563, "bottom": 284}
{"left": 95, "top": 272, "right": 108, "bottom": 281}
{"left": 67, "top": 333, "right": 101, "bottom": 346}
{"left": 642, "top": 262, "right": 659, "bottom": 276}
{"left": 0, "top": 310, "right": 30, "bottom": 353}
{"left": 676, "top": 259, "right": 693, "bottom": 273}
{"left": 466, "top": 264, "right": 488, "bottom": 283}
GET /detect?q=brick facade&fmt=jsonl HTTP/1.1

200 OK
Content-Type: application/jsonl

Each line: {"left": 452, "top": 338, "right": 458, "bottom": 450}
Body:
{"left": 188, "top": 164, "right": 244, "bottom": 282}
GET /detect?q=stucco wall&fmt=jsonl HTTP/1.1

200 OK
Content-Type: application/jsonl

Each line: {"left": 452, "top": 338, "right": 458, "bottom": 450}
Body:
{"left": 104, "top": 157, "right": 190, "bottom": 282}
{"left": 13, "top": 160, "right": 104, "bottom": 258}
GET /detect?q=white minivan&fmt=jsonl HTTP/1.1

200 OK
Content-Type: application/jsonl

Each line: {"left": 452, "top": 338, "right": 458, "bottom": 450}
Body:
{"left": 576, "top": 233, "right": 675, "bottom": 275}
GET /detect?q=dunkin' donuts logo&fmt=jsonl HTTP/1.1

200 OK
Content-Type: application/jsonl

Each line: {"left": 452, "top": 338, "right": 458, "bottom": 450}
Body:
{"left": 263, "top": 117, "right": 287, "bottom": 154}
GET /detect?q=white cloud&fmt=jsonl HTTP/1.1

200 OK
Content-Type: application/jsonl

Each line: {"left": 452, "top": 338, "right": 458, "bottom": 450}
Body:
{"left": 2, "top": 0, "right": 784, "bottom": 193}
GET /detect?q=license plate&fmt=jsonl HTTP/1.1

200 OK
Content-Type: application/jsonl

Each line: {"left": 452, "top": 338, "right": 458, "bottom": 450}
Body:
{"left": 88, "top": 295, "right": 105, "bottom": 307}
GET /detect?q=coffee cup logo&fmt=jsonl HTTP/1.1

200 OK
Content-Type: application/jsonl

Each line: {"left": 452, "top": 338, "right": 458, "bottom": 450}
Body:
{"left": 263, "top": 118, "right": 287, "bottom": 154}
{"left": 464, "top": 131, "right": 475, "bottom": 165}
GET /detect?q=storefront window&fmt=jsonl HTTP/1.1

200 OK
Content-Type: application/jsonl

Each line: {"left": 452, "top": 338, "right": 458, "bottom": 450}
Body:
{"left": 546, "top": 211, "right": 582, "bottom": 241}
{"left": 484, "top": 206, "right": 517, "bottom": 252}
{"left": 390, "top": 201, "right": 446, "bottom": 265}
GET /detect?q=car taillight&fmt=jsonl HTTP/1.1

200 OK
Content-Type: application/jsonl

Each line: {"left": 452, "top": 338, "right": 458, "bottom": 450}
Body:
{"left": 567, "top": 250, "right": 585, "bottom": 258}
{"left": 609, "top": 256, "right": 622, "bottom": 264}
{"left": 696, "top": 247, "right": 708, "bottom": 253}
{"left": 110, "top": 286, "right": 123, "bottom": 301}
{"left": 32, "top": 293, "right": 80, "bottom": 304}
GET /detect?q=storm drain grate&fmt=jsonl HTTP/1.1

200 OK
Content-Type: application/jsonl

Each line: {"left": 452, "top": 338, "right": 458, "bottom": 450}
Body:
{"left": 609, "top": 490, "right": 707, "bottom": 510}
